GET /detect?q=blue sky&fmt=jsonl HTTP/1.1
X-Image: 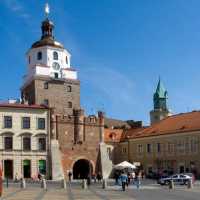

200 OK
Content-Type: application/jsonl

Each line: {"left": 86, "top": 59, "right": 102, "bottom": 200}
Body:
{"left": 1, "top": 0, "right": 200, "bottom": 125}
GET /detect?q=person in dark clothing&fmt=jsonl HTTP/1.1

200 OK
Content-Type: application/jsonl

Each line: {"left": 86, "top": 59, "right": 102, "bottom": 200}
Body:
{"left": 87, "top": 175, "right": 91, "bottom": 186}
{"left": 114, "top": 171, "right": 119, "bottom": 185}
{"left": 68, "top": 171, "right": 72, "bottom": 182}
{"left": 127, "top": 172, "right": 131, "bottom": 187}
{"left": 92, "top": 173, "right": 96, "bottom": 183}
{"left": 97, "top": 172, "right": 102, "bottom": 182}
{"left": 119, "top": 171, "right": 128, "bottom": 191}
{"left": 38, "top": 173, "right": 41, "bottom": 180}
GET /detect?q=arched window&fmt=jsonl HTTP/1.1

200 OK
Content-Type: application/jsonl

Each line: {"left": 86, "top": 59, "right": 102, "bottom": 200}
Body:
{"left": 68, "top": 101, "right": 72, "bottom": 108}
{"left": 37, "top": 52, "right": 42, "bottom": 60}
{"left": 67, "top": 85, "right": 72, "bottom": 92}
{"left": 66, "top": 56, "right": 68, "bottom": 64}
{"left": 28, "top": 56, "right": 31, "bottom": 64}
{"left": 53, "top": 51, "right": 58, "bottom": 60}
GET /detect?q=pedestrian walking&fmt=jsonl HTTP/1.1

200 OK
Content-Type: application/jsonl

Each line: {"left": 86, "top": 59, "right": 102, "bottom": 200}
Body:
{"left": 114, "top": 171, "right": 120, "bottom": 185}
{"left": 135, "top": 175, "right": 141, "bottom": 189}
{"left": 92, "top": 173, "right": 96, "bottom": 183}
{"left": 97, "top": 172, "right": 102, "bottom": 182}
{"left": 87, "top": 175, "right": 91, "bottom": 186}
{"left": 68, "top": 171, "right": 72, "bottom": 182}
{"left": 120, "top": 171, "right": 128, "bottom": 191}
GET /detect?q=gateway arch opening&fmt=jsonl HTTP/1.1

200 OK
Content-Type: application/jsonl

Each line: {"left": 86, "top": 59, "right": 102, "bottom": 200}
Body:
{"left": 73, "top": 159, "right": 92, "bottom": 179}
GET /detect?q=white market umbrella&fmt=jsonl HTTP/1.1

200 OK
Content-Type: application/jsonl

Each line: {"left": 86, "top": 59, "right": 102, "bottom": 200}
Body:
{"left": 114, "top": 161, "right": 136, "bottom": 170}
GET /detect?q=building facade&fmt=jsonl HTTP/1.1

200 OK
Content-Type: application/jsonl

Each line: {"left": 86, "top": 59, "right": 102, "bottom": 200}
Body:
{"left": 0, "top": 104, "right": 49, "bottom": 179}
{"left": 116, "top": 112, "right": 200, "bottom": 178}
{"left": 112, "top": 80, "right": 200, "bottom": 178}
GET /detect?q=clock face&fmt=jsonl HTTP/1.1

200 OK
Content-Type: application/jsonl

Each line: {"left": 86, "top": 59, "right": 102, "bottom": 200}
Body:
{"left": 52, "top": 62, "right": 60, "bottom": 70}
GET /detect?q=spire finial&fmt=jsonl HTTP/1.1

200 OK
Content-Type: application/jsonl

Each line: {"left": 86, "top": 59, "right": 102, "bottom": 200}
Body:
{"left": 45, "top": 3, "right": 50, "bottom": 18}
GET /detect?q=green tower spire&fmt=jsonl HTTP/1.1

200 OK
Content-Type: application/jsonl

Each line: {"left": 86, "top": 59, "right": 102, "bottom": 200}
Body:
{"left": 153, "top": 78, "right": 168, "bottom": 110}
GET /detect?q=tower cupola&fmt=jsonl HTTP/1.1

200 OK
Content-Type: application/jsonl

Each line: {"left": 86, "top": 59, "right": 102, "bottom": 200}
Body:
{"left": 150, "top": 78, "right": 172, "bottom": 125}
{"left": 41, "top": 19, "right": 54, "bottom": 39}
{"left": 23, "top": 3, "right": 78, "bottom": 84}
{"left": 153, "top": 78, "right": 168, "bottom": 111}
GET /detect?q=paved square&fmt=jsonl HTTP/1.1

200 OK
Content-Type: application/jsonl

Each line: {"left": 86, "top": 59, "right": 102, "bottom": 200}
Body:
{"left": 1, "top": 180, "right": 200, "bottom": 200}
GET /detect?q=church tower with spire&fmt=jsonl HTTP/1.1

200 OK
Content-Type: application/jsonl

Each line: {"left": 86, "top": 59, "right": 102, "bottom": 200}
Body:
{"left": 150, "top": 78, "right": 172, "bottom": 125}
{"left": 21, "top": 4, "right": 80, "bottom": 115}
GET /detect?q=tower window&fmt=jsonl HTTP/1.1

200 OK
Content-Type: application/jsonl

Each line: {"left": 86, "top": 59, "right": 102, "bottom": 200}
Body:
{"left": 53, "top": 51, "right": 58, "bottom": 60}
{"left": 28, "top": 56, "right": 31, "bottom": 64}
{"left": 37, "top": 52, "right": 42, "bottom": 60}
{"left": 44, "top": 82, "right": 48, "bottom": 89}
{"left": 54, "top": 73, "right": 58, "bottom": 78}
{"left": 68, "top": 101, "right": 72, "bottom": 108}
{"left": 66, "top": 56, "right": 68, "bottom": 64}
{"left": 67, "top": 85, "right": 72, "bottom": 92}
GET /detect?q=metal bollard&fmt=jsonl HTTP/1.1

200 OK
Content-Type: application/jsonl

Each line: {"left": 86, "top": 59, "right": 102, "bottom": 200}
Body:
{"left": 20, "top": 178, "right": 26, "bottom": 189}
{"left": 82, "top": 179, "right": 87, "bottom": 189}
{"left": 41, "top": 178, "right": 47, "bottom": 190}
{"left": 187, "top": 179, "right": 193, "bottom": 189}
{"left": 61, "top": 179, "right": 66, "bottom": 189}
{"left": 102, "top": 179, "right": 107, "bottom": 189}
{"left": 169, "top": 179, "right": 174, "bottom": 189}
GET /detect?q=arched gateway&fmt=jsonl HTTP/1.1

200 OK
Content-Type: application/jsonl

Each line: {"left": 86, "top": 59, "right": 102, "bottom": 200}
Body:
{"left": 73, "top": 159, "right": 93, "bottom": 179}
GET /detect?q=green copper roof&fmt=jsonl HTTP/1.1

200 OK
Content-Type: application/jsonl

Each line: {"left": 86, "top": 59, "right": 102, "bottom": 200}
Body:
{"left": 155, "top": 78, "right": 167, "bottom": 98}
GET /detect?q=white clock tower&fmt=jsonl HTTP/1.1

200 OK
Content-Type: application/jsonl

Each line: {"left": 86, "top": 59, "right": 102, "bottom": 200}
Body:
{"left": 21, "top": 4, "right": 80, "bottom": 115}
{"left": 24, "top": 5, "right": 77, "bottom": 81}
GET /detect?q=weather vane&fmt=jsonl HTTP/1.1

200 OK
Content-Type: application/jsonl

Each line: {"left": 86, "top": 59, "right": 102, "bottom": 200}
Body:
{"left": 45, "top": 3, "right": 50, "bottom": 18}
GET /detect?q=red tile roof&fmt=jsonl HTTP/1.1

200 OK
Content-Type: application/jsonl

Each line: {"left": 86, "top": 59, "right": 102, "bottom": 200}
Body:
{"left": 123, "top": 111, "right": 200, "bottom": 140}
{"left": 104, "top": 128, "right": 124, "bottom": 143}
{"left": 0, "top": 103, "right": 48, "bottom": 109}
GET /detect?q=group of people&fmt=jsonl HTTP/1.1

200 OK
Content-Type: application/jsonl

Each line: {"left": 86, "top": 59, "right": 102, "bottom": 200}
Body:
{"left": 68, "top": 171, "right": 103, "bottom": 185}
{"left": 115, "top": 170, "right": 144, "bottom": 191}
{"left": 67, "top": 169, "right": 145, "bottom": 191}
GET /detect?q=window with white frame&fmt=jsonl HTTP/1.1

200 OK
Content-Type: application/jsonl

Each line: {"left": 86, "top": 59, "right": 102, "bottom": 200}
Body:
{"left": 137, "top": 144, "right": 143, "bottom": 154}
{"left": 38, "top": 138, "right": 46, "bottom": 151}
{"left": 22, "top": 117, "right": 30, "bottom": 129}
{"left": 23, "top": 137, "right": 31, "bottom": 151}
{"left": 122, "top": 147, "right": 127, "bottom": 154}
{"left": 4, "top": 136, "right": 13, "bottom": 150}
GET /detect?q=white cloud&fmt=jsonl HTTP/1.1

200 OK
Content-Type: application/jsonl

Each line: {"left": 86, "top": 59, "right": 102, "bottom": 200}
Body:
{"left": 2, "top": 0, "right": 30, "bottom": 19}
{"left": 80, "top": 65, "right": 139, "bottom": 116}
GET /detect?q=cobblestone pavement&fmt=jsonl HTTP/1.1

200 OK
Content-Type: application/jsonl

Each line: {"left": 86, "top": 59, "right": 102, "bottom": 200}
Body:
{"left": 1, "top": 180, "right": 200, "bottom": 200}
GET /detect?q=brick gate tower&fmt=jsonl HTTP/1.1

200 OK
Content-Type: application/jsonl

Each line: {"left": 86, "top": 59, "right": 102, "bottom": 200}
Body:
{"left": 21, "top": 4, "right": 105, "bottom": 180}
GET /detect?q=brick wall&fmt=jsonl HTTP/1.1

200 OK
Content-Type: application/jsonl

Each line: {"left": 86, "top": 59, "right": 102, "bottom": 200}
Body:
{"left": 22, "top": 76, "right": 80, "bottom": 115}
{"left": 55, "top": 114, "right": 103, "bottom": 178}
